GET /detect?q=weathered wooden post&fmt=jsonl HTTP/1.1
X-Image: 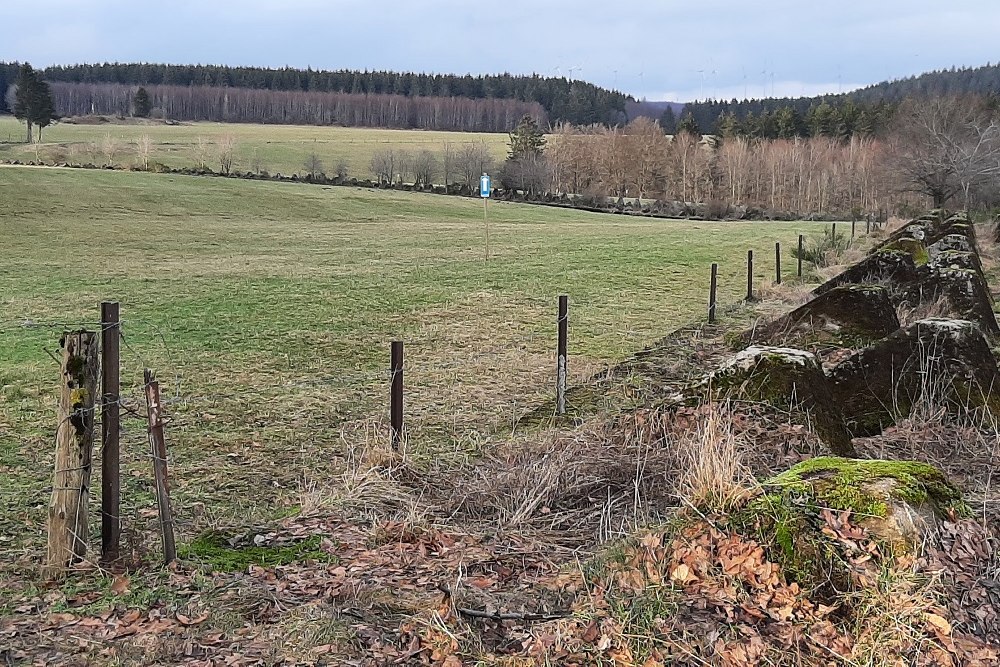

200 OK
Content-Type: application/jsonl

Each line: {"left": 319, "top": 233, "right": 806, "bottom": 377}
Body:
{"left": 45, "top": 330, "right": 99, "bottom": 578}
{"left": 556, "top": 295, "right": 568, "bottom": 415}
{"left": 144, "top": 370, "right": 176, "bottom": 564}
{"left": 775, "top": 242, "right": 782, "bottom": 285}
{"left": 390, "top": 341, "right": 403, "bottom": 450}
{"left": 797, "top": 234, "right": 804, "bottom": 278}
{"left": 100, "top": 302, "right": 120, "bottom": 561}
{"left": 708, "top": 263, "right": 718, "bottom": 324}
{"left": 746, "top": 250, "right": 755, "bottom": 302}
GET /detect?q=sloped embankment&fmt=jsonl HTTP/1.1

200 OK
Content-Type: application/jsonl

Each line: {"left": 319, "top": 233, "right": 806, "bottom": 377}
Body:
{"left": 453, "top": 211, "right": 1000, "bottom": 664}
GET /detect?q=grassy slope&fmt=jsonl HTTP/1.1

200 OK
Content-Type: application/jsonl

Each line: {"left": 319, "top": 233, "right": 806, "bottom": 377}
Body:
{"left": 0, "top": 116, "right": 509, "bottom": 179}
{"left": 0, "top": 166, "right": 826, "bottom": 564}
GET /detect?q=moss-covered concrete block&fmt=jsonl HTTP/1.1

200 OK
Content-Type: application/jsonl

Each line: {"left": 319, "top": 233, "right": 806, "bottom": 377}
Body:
{"left": 830, "top": 318, "right": 1000, "bottom": 436}
{"left": 814, "top": 250, "right": 920, "bottom": 296}
{"left": 739, "top": 457, "right": 964, "bottom": 589}
{"left": 706, "top": 346, "right": 855, "bottom": 456}
{"left": 746, "top": 284, "right": 899, "bottom": 349}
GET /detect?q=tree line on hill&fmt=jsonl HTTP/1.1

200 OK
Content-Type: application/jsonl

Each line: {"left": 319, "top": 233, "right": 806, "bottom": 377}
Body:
{"left": 666, "top": 99, "right": 898, "bottom": 141}
{"left": 47, "top": 82, "right": 545, "bottom": 132}
{"left": 674, "top": 62, "right": 1000, "bottom": 141}
{"left": 0, "top": 61, "right": 628, "bottom": 127}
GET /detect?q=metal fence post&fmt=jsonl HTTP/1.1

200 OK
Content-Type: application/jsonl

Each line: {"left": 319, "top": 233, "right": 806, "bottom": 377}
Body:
{"left": 775, "top": 242, "right": 782, "bottom": 285}
{"left": 556, "top": 295, "right": 568, "bottom": 415}
{"left": 390, "top": 341, "right": 403, "bottom": 449}
{"left": 709, "top": 264, "right": 718, "bottom": 323}
{"left": 100, "top": 301, "right": 120, "bottom": 561}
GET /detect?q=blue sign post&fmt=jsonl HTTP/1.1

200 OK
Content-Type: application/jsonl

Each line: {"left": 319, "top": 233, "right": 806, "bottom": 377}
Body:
{"left": 480, "top": 173, "right": 491, "bottom": 261}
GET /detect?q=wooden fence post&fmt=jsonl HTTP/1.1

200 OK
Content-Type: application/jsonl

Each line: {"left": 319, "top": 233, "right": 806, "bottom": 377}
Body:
{"left": 390, "top": 341, "right": 403, "bottom": 449}
{"left": 708, "top": 264, "right": 718, "bottom": 324}
{"left": 100, "top": 302, "right": 120, "bottom": 561}
{"left": 746, "top": 250, "right": 755, "bottom": 302}
{"left": 797, "top": 234, "right": 804, "bottom": 278}
{"left": 556, "top": 295, "right": 568, "bottom": 415}
{"left": 851, "top": 218, "right": 856, "bottom": 239}
{"left": 775, "top": 242, "right": 782, "bottom": 285}
{"left": 144, "top": 370, "right": 176, "bottom": 564}
{"left": 45, "top": 330, "right": 99, "bottom": 579}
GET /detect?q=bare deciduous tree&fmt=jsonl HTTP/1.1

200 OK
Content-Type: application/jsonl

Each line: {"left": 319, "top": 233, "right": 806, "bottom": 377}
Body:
{"left": 370, "top": 148, "right": 397, "bottom": 185}
{"left": 135, "top": 134, "right": 152, "bottom": 170}
{"left": 100, "top": 132, "right": 120, "bottom": 167}
{"left": 888, "top": 97, "right": 1000, "bottom": 208}
{"left": 411, "top": 149, "right": 439, "bottom": 186}
{"left": 456, "top": 141, "right": 496, "bottom": 188}
{"left": 441, "top": 142, "right": 455, "bottom": 186}
{"left": 250, "top": 148, "right": 265, "bottom": 175}
{"left": 194, "top": 136, "right": 211, "bottom": 170}
{"left": 335, "top": 159, "right": 348, "bottom": 180}
{"left": 304, "top": 152, "right": 324, "bottom": 178}
{"left": 217, "top": 135, "right": 237, "bottom": 174}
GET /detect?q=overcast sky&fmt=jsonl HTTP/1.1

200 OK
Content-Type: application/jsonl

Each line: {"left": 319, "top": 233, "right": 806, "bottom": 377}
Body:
{"left": 2, "top": 0, "right": 998, "bottom": 102}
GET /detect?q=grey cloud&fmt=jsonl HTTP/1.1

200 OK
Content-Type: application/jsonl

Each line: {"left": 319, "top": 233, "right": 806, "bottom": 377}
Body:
{"left": 1, "top": 0, "right": 998, "bottom": 101}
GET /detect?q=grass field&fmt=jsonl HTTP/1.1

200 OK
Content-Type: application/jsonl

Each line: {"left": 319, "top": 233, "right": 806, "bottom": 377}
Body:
{"left": 0, "top": 116, "right": 509, "bottom": 180}
{"left": 0, "top": 165, "right": 829, "bottom": 594}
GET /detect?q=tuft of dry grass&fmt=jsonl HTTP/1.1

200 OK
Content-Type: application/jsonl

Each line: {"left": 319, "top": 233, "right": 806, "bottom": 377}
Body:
{"left": 848, "top": 568, "right": 947, "bottom": 667}
{"left": 896, "top": 295, "right": 956, "bottom": 328}
{"left": 676, "top": 402, "right": 758, "bottom": 513}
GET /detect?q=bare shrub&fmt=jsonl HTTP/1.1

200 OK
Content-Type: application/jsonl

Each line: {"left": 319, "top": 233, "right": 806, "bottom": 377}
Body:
{"left": 370, "top": 148, "right": 397, "bottom": 185}
{"left": 410, "top": 149, "right": 438, "bottom": 187}
{"left": 193, "top": 136, "right": 211, "bottom": 170}
{"left": 249, "top": 148, "right": 265, "bottom": 175}
{"left": 217, "top": 135, "right": 237, "bottom": 174}
{"left": 99, "top": 132, "right": 120, "bottom": 167}
{"left": 304, "top": 152, "right": 324, "bottom": 179}
{"left": 135, "top": 133, "right": 152, "bottom": 170}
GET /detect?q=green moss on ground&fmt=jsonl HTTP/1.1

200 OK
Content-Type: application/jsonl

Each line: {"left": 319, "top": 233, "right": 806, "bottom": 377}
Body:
{"left": 179, "top": 532, "right": 335, "bottom": 571}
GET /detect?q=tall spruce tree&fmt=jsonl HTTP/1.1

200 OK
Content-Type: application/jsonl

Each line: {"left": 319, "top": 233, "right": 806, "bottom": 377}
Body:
{"left": 13, "top": 64, "right": 56, "bottom": 142}
{"left": 507, "top": 115, "right": 546, "bottom": 159}
{"left": 133, "top": 87, "right": 151, "bottom": 118}
{"left": 13, "top": 64, "right": 37, "bottom": 142}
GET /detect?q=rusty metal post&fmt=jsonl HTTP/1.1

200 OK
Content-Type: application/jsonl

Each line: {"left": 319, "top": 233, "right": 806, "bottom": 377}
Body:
{"left": 797, "top": 234, "right": 804, "bottom": 278}
{"left": 775, "top": 242, "right": 782, "bottom": 285}
{"left": 390, "top": 341, "right": 403, "bottom": 449}
{"left": 100, "top": 301, "right": 120, "bottom": 561}
{"left": 556, "top": 295, "right": 568, "bottom": 415}
{"left": 746, "top": 250, "right": 754, "bottom": 302}
{"left": 708, "top": 263, "right": 718, "bottom": 324}
{"left": 144, "top": 369, "right": 176, "bottom": 564}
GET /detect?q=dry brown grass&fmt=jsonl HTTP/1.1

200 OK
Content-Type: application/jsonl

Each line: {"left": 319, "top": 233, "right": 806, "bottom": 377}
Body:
{"left": 675, "top": 402, "right": 758, "bottom": 513}
{"left": 848, "top": 569, "right": 947, "bottom": 667}
{"left": 896, "top": 295, "right": 956, "bottom": 328}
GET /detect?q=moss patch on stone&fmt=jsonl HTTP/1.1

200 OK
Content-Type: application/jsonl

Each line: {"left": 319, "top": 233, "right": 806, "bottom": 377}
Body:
{"left": 884, "top": 237, "right": 930, "bottom": 266}
{"left": 764, "top": 457, "right": 962, "bottom": 517}
{"left": 707, "top": 346, "right": 855, "bottom": 456}
{"left": 179, "top": 532, "right": 335, "bottom": 572}
{"left": 731, "top": 457, "right": 963, "bottom": 593}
